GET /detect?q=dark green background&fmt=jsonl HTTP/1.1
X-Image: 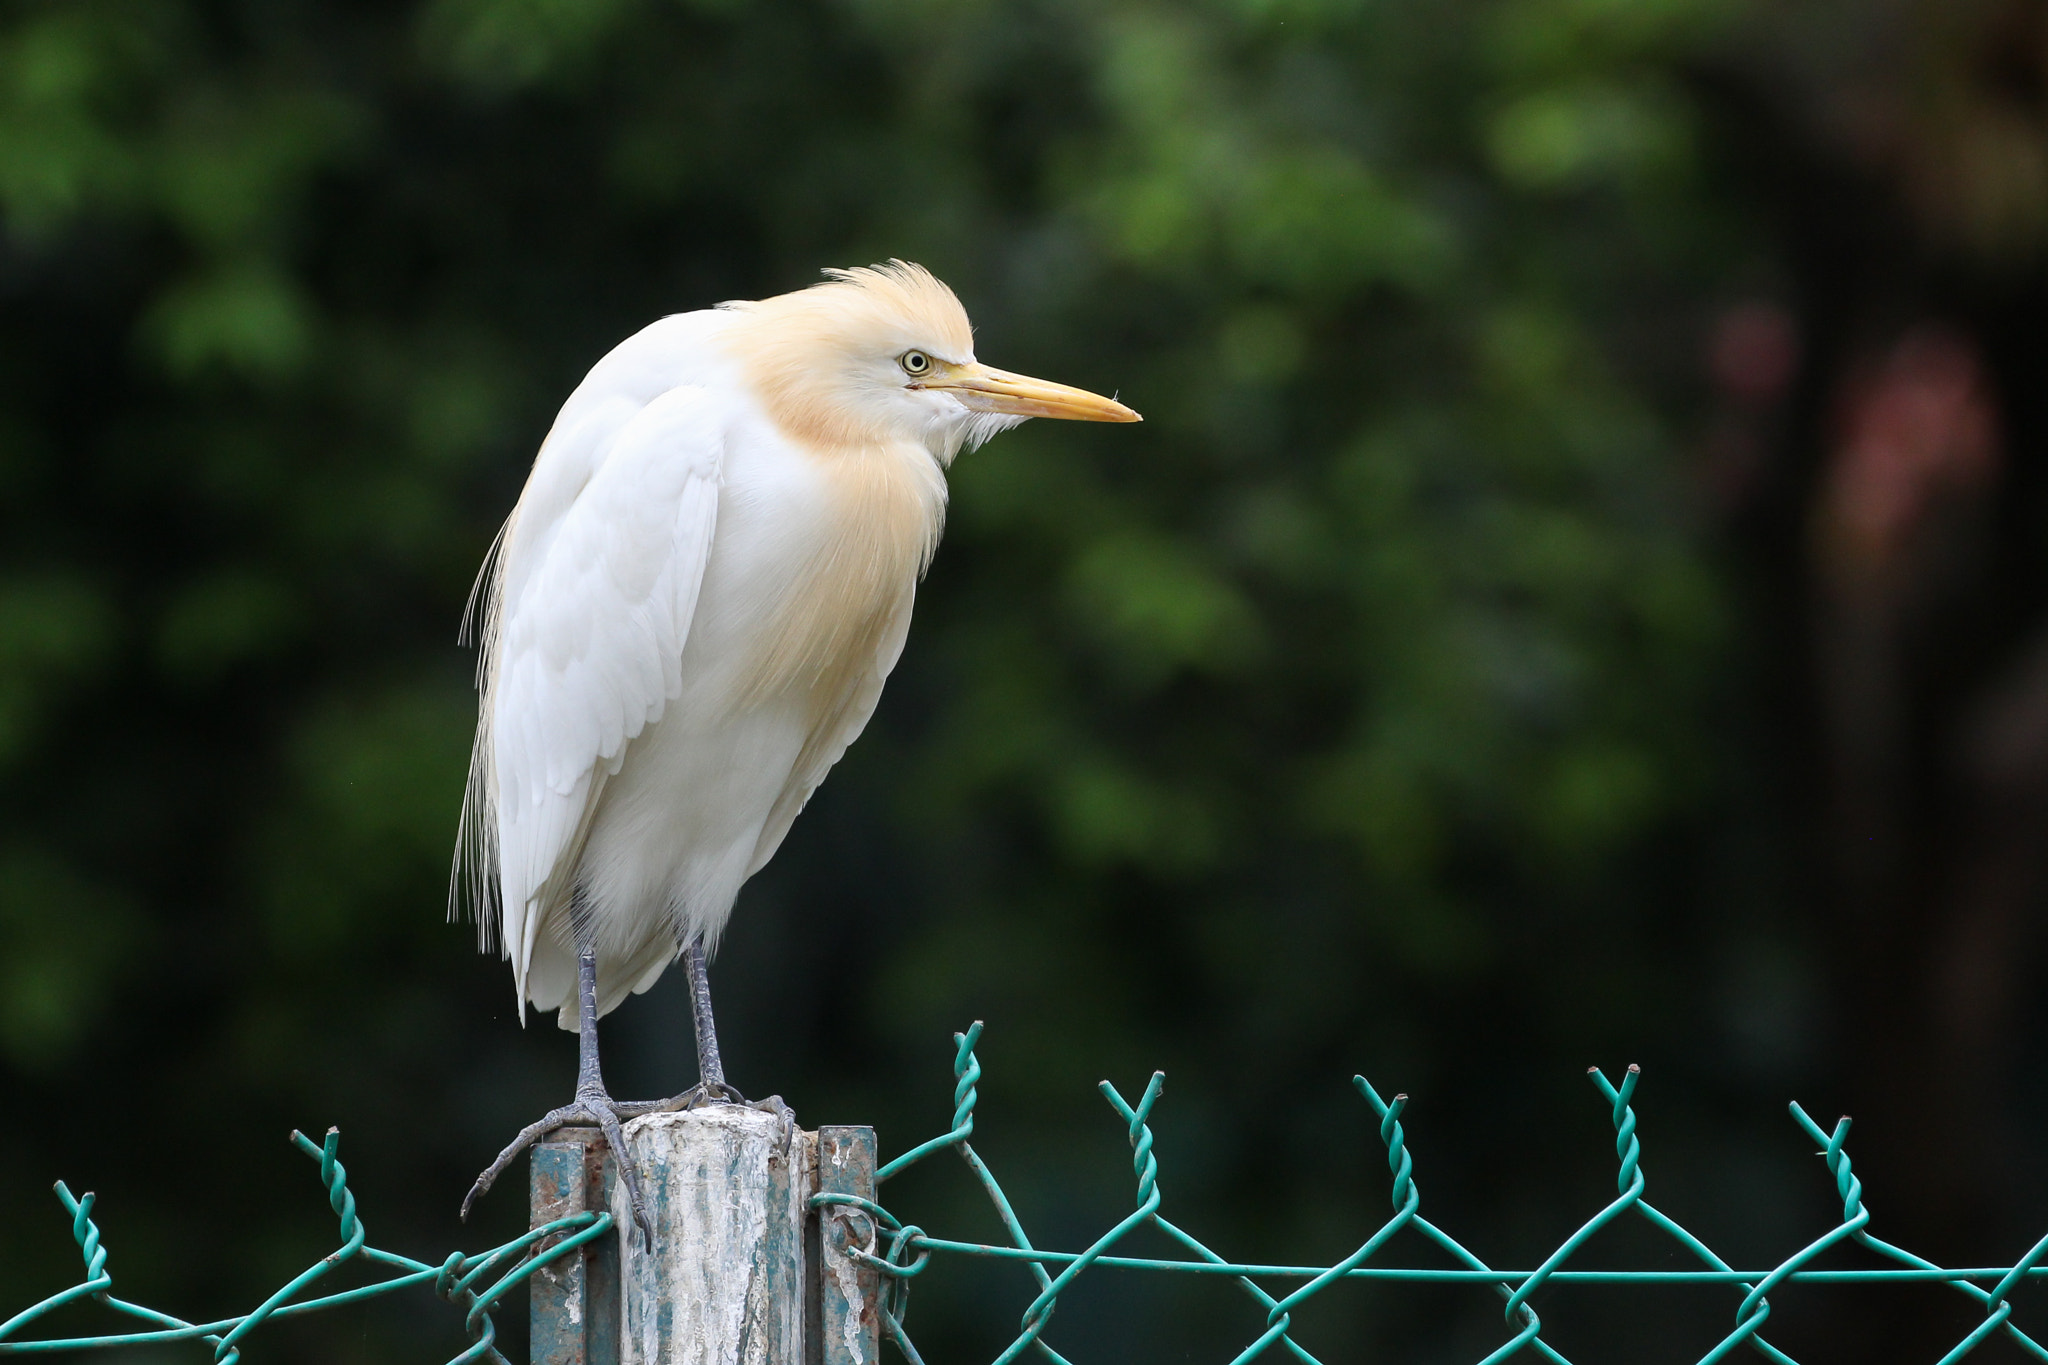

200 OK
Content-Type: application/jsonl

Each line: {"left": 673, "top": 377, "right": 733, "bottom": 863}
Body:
{"left": 2, "top": 0, "right": 2046, "bottom": 1359}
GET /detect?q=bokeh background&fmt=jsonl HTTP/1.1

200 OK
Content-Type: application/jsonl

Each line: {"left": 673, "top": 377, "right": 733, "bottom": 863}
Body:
{"left": 3, "top": 0, "right": 2047, "bottom": 1359}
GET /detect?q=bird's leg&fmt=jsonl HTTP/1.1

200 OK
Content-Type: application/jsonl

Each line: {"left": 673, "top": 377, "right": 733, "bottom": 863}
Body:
{"left": 564, "top": 946, "right": 659, "bottom": 1241}
{"left": 684, "top": 939, "right": 744, "bottom": 1102}
{"left": 461, "top": 945, "right": 658, "bottom": 1248}
{"left": 666, "top": 941, "right": 795, "bottom": 1143}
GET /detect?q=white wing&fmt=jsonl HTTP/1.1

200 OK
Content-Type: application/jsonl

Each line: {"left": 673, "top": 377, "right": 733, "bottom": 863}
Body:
{"left": 473, "top": 382, "right": 726, "bottom": 1010}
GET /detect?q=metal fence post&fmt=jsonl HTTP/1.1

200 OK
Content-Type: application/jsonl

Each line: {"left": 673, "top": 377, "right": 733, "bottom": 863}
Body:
{"left": 530, "top": 1126, "right": 621, "bottom": 1365}
{"left": 808, "top": 1127, "right": 879, "bottom": 1365}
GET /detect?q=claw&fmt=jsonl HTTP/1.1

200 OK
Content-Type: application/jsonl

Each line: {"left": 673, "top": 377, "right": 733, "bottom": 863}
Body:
{"left": 663, "top": 1082, "right": 797, "bottom": 1149}
{"left": 746, "top": 1093, "right": 798, "bottom": 1152}
{"left": 462, "top": 1093, "right": 658, "bottom": 1250}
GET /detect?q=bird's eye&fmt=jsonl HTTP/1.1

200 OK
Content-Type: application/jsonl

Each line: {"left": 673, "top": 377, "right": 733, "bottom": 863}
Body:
{"left": 900, "top": 351, "right": 932, "bottom": 377}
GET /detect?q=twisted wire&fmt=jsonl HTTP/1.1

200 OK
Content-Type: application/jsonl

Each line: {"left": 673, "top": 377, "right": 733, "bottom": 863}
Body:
{"left": 954, "top": 1025, "right": 983, "bottom": 1132}
{"left": 61, "top": 1186, "right": 109, "bottom": 1291}
{"left": 0, "top": 1127, "right": 609, "bottom": 1364}
{"left": 875, "top": 1020, "right": 984, "bottom": 1183}
{"left": 1579, "top": 1069, "right": 1787, "bottom": 1364}
{"left": 310, "top": 1127, "right": 360, "bottom": 1242}
{"left": 1355, "top": 1076, "right": 1561, "bottom": 1365}
{"left": 995, "top": 1074, "right": 1167, "bottom": 1364}
{"left": 1815, "top": 1112, "right": 1862, "bottom": 1223}
{"left": 1249, "top": 1084, "right": 1420, "bottom": 1347}
{"left": 1607, "top": 1064, "right": 1640, "bottom": 1194}
{"left": 1124, "top": 1072, "right": 1161, "bottom": 1205}
{"left": 1380, "top": 1092, "right": 1413, "bottom": 1211}
{"left": 1782, "top": 1103, "right": 2048, "bottom": 1364}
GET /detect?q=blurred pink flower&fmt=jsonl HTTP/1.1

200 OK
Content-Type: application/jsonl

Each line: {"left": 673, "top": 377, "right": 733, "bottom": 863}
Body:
{"left": 1820, "top": 326, "right": 2000, "bottom": 573}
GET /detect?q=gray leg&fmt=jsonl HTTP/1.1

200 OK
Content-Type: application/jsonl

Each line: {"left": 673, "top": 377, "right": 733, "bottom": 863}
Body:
{"left": 463, "top": 946, "right": 658, "bottom": 1248}
{"left": 675, "top": 941, "right": 794, "bottom": 1146}
{"left": 678, "top": 940, "right": 794, "bottom": 1140}
{"left": 574, "top": 942, "right": 606, "bottom": 1092}
{"left": 684, "top": 940, "right": 735, "bottom": 1096}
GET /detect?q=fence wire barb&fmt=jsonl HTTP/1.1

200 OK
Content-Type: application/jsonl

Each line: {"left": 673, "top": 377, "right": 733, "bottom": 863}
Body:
{"left": 811, "top": 1025, "right": 2048, "bottom": 1365}
{"left": 0, "top": 1125, "right": 611, "bottom": 1363}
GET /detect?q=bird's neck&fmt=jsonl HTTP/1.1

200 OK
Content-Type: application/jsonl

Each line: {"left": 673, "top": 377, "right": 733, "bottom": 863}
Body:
{"left": 728, "top": 435, "right": 947, "bottom": 712}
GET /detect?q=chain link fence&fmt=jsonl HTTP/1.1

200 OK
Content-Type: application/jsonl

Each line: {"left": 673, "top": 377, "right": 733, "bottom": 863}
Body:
{"left": 6, "top": 1025, "right": 2046, "bottom": 1363}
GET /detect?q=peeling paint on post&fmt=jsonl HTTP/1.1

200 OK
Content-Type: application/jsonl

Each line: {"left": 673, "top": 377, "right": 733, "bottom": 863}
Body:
{"left": 613, "top": 1107, "right": 809, "bottom": 1365}
{"left": 807, "top": 1127, "right": 878, "bottom": 1365}
{"left": 530, "top": 1126, "right": 621, "bottom": 1365}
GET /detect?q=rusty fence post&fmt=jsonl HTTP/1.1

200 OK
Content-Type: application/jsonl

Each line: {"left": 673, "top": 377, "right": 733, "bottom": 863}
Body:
{"left": 530, "top": 1126, "right": 622, "bottom": 1365}
{"left": 808, "top": 1127, "right": 879, "bottom": 1365}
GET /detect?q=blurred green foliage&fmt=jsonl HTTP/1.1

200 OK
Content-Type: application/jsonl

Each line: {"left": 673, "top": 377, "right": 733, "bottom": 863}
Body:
{"left": 0, "top": 0, "right": 1897, "bottom": 1360}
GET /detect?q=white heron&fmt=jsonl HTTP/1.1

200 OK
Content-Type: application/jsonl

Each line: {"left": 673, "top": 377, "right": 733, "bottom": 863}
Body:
{"left": 454, "top": 261, "right": 1139, "bottom": 1239}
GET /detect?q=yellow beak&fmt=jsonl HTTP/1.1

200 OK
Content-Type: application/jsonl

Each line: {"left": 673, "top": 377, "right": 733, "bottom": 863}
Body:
{"left": 921, "top": 361, "right": 1142, "bottom": 423}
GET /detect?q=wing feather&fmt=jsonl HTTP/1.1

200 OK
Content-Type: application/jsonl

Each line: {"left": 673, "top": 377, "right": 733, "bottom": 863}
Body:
{"left": 467, "top": 383, "right": 726, "bottom": 1013}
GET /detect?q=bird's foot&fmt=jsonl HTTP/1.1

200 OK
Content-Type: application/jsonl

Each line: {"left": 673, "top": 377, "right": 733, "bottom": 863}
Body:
{"left": 463, "top": 1085, "right": 800, "bottom": 1249}
{"left": 653, "top": 1078, "right": 747, "bottom": 1108}
{"left": 463, "top": 1086, "right": 662, "bottom": 1248}
{"left": 648, "top": 1083, "right": 797, "bottom": 1149}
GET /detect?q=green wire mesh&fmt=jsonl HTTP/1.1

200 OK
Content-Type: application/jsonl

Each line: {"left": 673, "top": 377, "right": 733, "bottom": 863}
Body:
{"left": 8, "top": 1028, "right": 2048, "bottom": 1363}
{"left": 813, "top": 1023, "right": 2048, "bottom": 1365}
{"left": 0, "top": 1125, "right": 610, "bottom": 1363}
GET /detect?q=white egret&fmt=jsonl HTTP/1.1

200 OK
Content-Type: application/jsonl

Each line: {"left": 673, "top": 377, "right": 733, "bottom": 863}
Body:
{"left": 454, "top": 261, "right": 1139, "bottom": 1239}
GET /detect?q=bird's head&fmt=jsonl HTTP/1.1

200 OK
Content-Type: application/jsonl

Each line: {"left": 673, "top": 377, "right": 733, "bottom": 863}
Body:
{"left": 721, "top": 260, "right": 1140, "bottom": 461}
